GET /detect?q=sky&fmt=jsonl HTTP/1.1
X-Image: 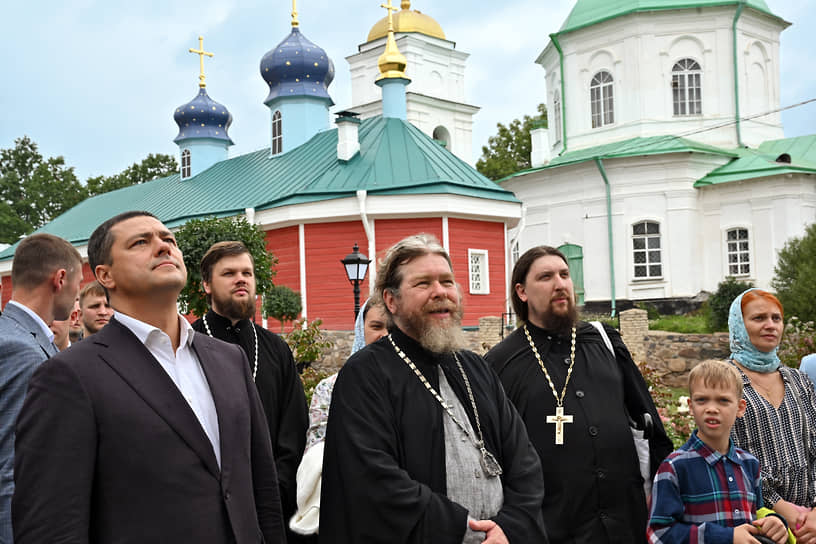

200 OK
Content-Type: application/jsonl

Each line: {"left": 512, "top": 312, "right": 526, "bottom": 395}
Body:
{"left": 1, "top": 0, "right": 814, "bottom": 182}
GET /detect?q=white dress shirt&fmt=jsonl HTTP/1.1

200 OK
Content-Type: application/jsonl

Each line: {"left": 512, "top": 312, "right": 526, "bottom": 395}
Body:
{"left": 115, "top": 311, "right": 221, "bottom": 468}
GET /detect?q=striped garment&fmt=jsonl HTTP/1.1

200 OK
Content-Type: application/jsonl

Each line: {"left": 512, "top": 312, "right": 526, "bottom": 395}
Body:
{"left": 731, "top": 362, "right": 816, "bottom": 509}
{"left": 647, "top": 431, "right": 762, "bottom": 544}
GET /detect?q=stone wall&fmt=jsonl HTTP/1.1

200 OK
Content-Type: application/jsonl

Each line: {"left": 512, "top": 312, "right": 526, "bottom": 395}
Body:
{"left": 303, "top": 310, "right": 728, "bottom": 387}
{"left": 619, "top": 309, "right": 730, "bottom": 386}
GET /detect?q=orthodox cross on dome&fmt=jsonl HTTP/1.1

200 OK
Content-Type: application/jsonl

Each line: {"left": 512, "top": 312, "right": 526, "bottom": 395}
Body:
{"left": 381, "top": 0, "right": 398, "bottom": 32}
{"left": 291, "top": 0, "right": 299, "bottom": 27}
{"left": 188, "top": 36, "right": 214, "bottom": 88}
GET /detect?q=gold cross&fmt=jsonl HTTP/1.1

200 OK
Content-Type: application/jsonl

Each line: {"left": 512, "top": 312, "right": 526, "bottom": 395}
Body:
{"left": 546, "top": 406, "right": 573, "bottom": 445}
{"left": 188, "top": 36, "right": 214, "bottom": 88}
{"left": 291, "top": 0, "right": 299, "bottom": 27}
{"left": 381, "top": 0, "right": 398, "bottom": 32}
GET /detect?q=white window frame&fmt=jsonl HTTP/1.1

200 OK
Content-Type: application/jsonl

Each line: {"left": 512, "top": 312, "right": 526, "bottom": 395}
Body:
{"left": 272, "top": 110, "right": 283, "bottom": 155}
{"left": 632, "top": 220, "right": 663, "bottom": 280}
{"left": 590, "top": 70, "right": 615, "bottom": 128}
{"left": 672, "top": 58, "right": 702, "bottom": 116}
{"left": 724, "top": 226, "right": 752, "bottom": 278}
{"left": 181, "top": 149, "right": 191, "bottom": 179}
{"left": 468, "top": 249, "right": 490, "bottom": 295}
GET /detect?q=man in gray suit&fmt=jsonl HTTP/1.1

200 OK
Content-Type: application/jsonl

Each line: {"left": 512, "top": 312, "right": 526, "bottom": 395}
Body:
{"left": 0, "top": 233, "right": 82, "bottom": 542}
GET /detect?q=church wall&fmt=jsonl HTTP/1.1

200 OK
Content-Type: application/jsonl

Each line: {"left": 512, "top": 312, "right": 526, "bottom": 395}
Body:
{"left": 265, "top": 225, "right": 301, "bottom": 332}
{"left": 303, "top": 221, "right": 369, "bottom": 331}
{"left": 373, "top": 218, "right": 444, "bottom": 261}
{"left": 447, "top": 218, "right": 506, "bottom": 327}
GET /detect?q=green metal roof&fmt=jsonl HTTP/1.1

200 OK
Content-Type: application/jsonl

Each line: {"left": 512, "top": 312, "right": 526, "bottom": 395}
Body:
{"left": 559, "top": 0, "right": 781, "bottom": 34}
{"left": 695, "top": 135, "right": 816, "bottom": 186}
{"left": 0, "top": 116, "right": 517, "bottom": 261}
{"left": 499, "top": 135, "right": 737, "bottom": 182}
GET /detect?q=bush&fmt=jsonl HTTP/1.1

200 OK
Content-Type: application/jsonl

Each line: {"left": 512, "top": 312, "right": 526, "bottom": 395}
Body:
{"left": 778, "top": 316, "right": 816, "bottom": 368}
{"left": 649, "top": 314, "right": 710, "bottom": 334}
{"left": 264, "top": 285, "right": 302, "bottom": 332}
{"left": 175, "top": 216, "right": 276, "bottom": 317}
{"left": 637, "top": 362, "right": 694, "bottom": 448}
{"left": 772, "top": 223, "right": 816, "bottom": 323}
{"left": 707, "top": 277, "right": 755, "bottom": 331}
{"left": 299, "top": 366, "right": 331, "bottom": 405}
{"left": 286, "top": 318, "right": 333, "bottom": 371}
{"left": 636, "top": 301, "right": 660, "bottom": 320}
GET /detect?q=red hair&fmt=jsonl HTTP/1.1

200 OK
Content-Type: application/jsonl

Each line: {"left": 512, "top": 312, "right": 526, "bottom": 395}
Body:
{"left": 741, "top": 289, "right": 783, "bottom": 318}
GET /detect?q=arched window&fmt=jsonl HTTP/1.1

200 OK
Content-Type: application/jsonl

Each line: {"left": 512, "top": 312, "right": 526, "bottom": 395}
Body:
{"left": 553, "top": 90, "right": 562, "bottom": 144}
{"left": 590, "top": 71, "right": 614, "bottom": 128}
{"left": 181, "top": 149, "right": 191, "bottom": 179}
{"left": 432, "top": 125, "right": 450, "bottom": 149}
{"left": 672, "top": 59, "right": 702, "bottom": 116}
{"left": 272, "top": 110, "right": 282, "bottom": 155}
{"left": 632, "top": 221, "right": 662, "bottom": 279}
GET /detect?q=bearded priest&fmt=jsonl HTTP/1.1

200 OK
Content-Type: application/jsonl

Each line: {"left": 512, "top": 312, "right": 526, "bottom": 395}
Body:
{"left": 320, "top": 234, "right": 547, "bottom": 544}
{"left": 485, "top": 246, "right": 673, "bottom": 544}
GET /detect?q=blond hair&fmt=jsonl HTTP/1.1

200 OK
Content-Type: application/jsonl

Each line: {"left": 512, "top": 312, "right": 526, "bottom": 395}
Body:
{"left": 688, "top": 359, "right": 743, "bottom": 398}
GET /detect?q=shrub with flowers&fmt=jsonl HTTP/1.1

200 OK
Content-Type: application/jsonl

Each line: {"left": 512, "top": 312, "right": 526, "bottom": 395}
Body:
{"left": 637, "top": 361, "right": 695, "bottom": 448}
{"left": 778, "top": 316, "right": 816, "bottom": 369}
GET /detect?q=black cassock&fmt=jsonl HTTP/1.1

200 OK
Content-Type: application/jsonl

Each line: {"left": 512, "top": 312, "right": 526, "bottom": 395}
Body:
{"left": 192, "top": 310, "right": 309, "bottom": 542}
{"left": 485, "top": 321, "right": 672, "bottom": 544}
{"left": 319, "top": 326, "right": 548, "bottom": 544}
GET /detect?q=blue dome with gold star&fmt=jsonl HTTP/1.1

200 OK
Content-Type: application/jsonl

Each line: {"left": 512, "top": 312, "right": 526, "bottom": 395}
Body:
{"left": 173, "top": 88, "right": 234, "bottom": 144}
{"left": 260, "top": 27, "right": 335, "bottom": 105}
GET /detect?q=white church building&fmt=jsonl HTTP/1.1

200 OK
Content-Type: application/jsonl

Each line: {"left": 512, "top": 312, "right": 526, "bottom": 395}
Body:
{"left": 502, "top": 0, "right": 816, "bottom": 314}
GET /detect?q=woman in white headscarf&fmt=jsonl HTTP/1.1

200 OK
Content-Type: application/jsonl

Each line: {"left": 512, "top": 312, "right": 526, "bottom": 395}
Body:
{"left": 289, "top": 295, "right": 388, "bottom": 536}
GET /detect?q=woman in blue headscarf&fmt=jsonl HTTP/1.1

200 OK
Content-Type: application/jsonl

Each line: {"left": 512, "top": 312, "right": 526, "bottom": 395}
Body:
{"left": 729, "top": 288, "right": 816, "bottom": 543}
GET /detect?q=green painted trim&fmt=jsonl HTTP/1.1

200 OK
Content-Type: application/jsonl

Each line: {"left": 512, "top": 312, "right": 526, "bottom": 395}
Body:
{"left": 551, "top": 33, "right": 568, "bottom": 156}
{"left": 733, "top": 1, "right": 746, "bottom": 147}
{"left": 594, "top": 158, "right": 616, "bottom": 317}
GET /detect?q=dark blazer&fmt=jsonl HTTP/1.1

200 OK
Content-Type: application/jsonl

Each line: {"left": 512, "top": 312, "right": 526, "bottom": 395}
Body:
{"left": 12, "top": 316, "right": 285, "bottom": 544}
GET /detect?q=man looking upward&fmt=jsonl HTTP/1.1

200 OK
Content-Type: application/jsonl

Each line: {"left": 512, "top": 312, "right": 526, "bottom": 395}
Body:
{"left": 13, "top": 211, "right": 285, "bottom": 543}
{"left": 485, "top": 246, "right": 673, "bottom": 543}
{"left": 78, "top": 280, "right": 112, "bottom": 337}
{"left": 192, "top": 241, "right": 308, "bottom": 543}
{"left": 320, "top": 233, "right": 547, "bottom": 543}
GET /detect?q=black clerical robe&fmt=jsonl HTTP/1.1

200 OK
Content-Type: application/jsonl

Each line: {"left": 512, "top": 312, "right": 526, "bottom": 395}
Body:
{"left": 192, "top": 311, "right": 309, "bottom": 540}
{"left": 485, "top": 321, "right": 672, "bottom": 544}
{"left": 319, "top": 326, "right": 547, "bottom": 544}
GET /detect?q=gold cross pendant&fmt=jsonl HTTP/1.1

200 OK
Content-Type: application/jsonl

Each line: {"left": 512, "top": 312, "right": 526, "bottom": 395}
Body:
{"left": 546, "top": 406, "right": 573, "bottom": 445}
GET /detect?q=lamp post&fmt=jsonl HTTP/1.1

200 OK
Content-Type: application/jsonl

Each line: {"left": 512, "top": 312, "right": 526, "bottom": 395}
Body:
{"left": 341, "top": 243, "right": 371, "bottom": 320}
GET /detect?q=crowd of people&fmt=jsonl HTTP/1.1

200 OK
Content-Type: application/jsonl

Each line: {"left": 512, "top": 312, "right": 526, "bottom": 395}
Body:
{"left": 0, "top": 210, "right": 814, "bottom": 544}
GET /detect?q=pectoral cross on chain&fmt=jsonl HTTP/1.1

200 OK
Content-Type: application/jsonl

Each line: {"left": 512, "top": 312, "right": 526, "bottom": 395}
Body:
{"left": 546, "top": 406, "right": 573, "bottom": 445}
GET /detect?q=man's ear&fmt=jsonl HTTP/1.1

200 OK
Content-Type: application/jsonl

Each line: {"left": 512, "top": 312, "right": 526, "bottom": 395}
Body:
{"left": 383, "top": 289, "right": 398, "bottom": 315}
{"left": 95, "top": 265, "right": 114, "bottom": 291}
{"left": 202, "top": 280, "right": 212, "bottom": 296}
{"left": 514, "top": 282, "right": 528, "bottom": 303}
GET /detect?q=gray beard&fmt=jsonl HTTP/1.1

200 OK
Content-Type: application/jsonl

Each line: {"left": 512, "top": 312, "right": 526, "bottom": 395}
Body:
{"left": 402, "top": 303, "right": 468, "bottom": 354}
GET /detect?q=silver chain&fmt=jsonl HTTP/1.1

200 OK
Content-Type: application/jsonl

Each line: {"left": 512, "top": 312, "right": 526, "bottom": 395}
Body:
{"left": 388, "top": 334, "right": 502, "bottom": 477}
{"left": 523, "top": 324, "right": 576, "bottom": 408}
{"left": 202, "top": 314, "right": 258, "bottom": 381}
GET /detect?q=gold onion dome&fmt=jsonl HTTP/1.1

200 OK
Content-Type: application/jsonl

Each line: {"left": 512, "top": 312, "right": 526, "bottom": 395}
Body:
{"left": 367, "top": 0, "right": 445, "bottom": 42}
{"left": 377, "top": 31, "right": 408, "bottom": 79}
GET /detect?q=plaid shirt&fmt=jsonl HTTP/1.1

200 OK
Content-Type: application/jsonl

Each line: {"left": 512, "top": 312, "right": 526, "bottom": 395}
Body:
{"left": 647, "top": 430, "right": 762, "bottom": 544}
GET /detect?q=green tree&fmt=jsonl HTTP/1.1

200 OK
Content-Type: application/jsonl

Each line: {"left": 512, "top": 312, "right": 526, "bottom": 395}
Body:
{"left": 0, "top": 136, "right": 87, "bottom": 243}
{"left": 707, "top": 277, "right": 755, "bottom": 331}
{"left": 772, "top": 223, "right": 816, "bottom": 322}
{"left": 264, "top": 285, "right": 303, "bottom": 332}
{"left": 86, "top": 153, "right": 177, "bottom": 196}
{"left": 476, "top": 103, "right": 548, "bottom": 181}
{"left": 175, "top": 216, "right": 277, "bottom": 317}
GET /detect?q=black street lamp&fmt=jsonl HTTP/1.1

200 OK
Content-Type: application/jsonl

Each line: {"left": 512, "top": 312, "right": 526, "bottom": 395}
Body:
{"left": 341, "top": 243, "right": 371, "bottom": 320}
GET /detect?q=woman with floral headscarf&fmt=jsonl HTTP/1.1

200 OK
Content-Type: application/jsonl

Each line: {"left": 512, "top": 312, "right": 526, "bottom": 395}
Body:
{"left": 729, "top": 288, "right": 816, "bottom": 543}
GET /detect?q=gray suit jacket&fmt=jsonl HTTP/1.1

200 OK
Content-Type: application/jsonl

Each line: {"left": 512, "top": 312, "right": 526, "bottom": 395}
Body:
{"left": 0, "top": 302, "right": 56, "bottom": 541}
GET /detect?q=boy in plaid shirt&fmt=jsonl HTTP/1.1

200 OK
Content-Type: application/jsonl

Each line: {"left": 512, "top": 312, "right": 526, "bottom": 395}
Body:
{"left": 647, "top": 360, "right": 788, "bottom": 544}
